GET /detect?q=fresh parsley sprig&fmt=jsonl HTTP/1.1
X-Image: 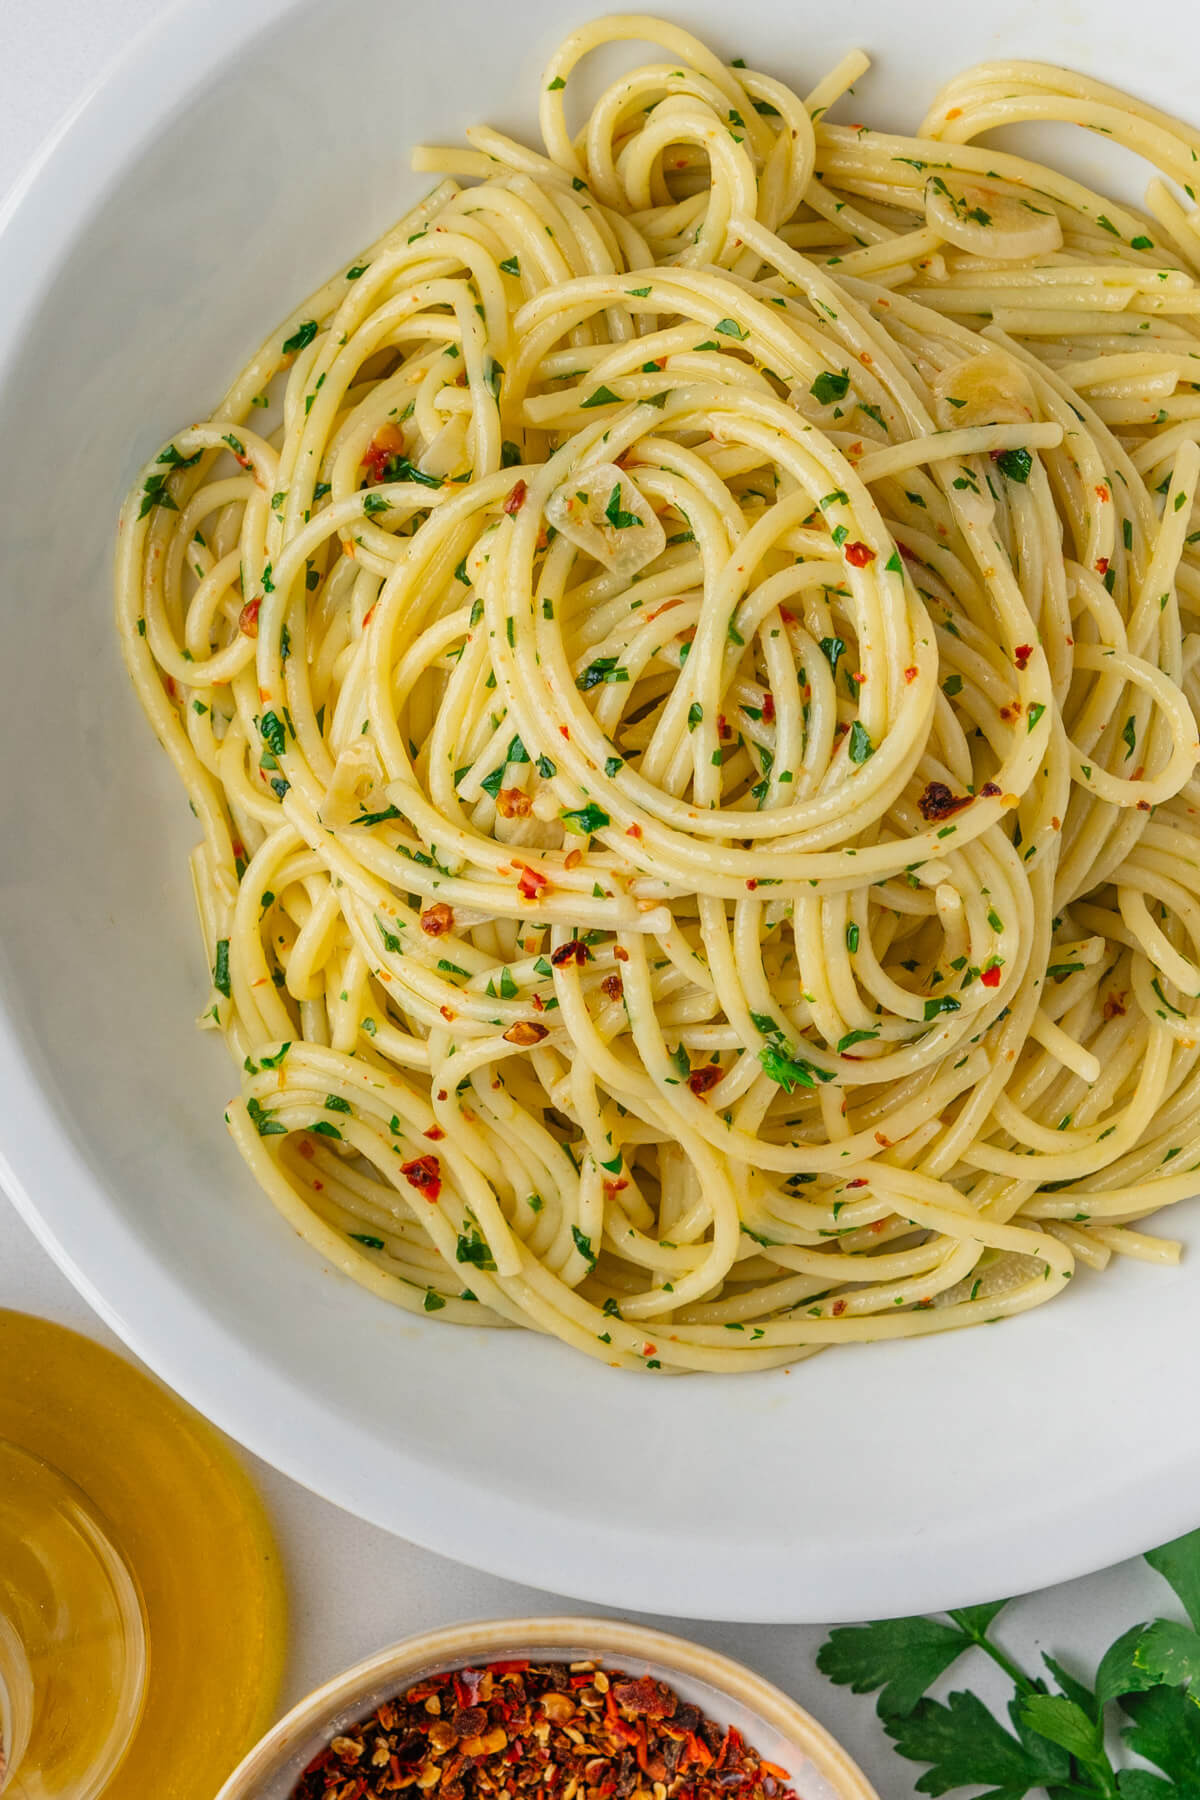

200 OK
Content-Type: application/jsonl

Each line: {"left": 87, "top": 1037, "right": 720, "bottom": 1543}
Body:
{"left": 817, "top": 1529, "right": 1200, "bottom": 1796}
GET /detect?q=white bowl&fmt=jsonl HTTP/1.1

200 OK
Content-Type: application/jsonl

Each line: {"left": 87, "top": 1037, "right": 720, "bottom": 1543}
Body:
{"left": 214, "top": 1619, "right": 878, "bottom": 1800}
{"left": 2, "top": 0, "right": 1200, "bottom": 1624}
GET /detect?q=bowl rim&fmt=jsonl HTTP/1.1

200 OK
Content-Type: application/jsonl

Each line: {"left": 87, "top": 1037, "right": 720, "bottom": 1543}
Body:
{"left": 214, "top": 1616, "right": 880, "bottom": 1800}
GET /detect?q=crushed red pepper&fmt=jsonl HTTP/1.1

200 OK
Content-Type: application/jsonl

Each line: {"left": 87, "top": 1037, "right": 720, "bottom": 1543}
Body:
{"left": 916, "top": 781, "right": 972, "bottom": 823}
{"left": 291, "top": 1660, "right": 799, "bottom": 1800}
{"left": 517, "top": 864, "right": 550, "bottom": 901}
{"left": 400, "top": 1155, "right": 442, "bottom": 1202}
{"left": 420, "top": 904, "right": 455, "bottom": 937}
{"left": 503, "top": 1021, "right": 549, "bottom": 1046}
{"left": 687, "top": 1065, "right": 724, "bottom": 1096}
{"left": 363, "top": 423, "right": 406, "bottom": 483}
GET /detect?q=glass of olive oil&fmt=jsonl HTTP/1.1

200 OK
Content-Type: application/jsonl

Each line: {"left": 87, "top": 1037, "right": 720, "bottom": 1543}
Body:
{"left": 0, "top": 1311, "right": 286, "bottom": 1800}
{"left": 0, "top": 1440, "right": 147, "bottom": 1798}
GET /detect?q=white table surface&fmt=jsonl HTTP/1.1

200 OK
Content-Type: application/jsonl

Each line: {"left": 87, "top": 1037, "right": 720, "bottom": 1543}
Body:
{"left": 0, "top": 6, "right": 1185, "bottom": 1796}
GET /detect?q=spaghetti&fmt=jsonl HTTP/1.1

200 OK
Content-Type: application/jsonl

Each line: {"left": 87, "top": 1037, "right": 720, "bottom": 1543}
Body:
{"left": 116, "top": 16, "right": 1200, "bottom": 1371}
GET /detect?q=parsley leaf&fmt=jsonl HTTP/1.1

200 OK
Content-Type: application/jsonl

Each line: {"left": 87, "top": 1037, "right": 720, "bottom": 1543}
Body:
{"left": 820, "top": 636, "right": 846, "bottom": 676}
{"left": 1122, "top": 1684, "right": 1200, "bottom": 1789}
{"left": 758, "top": 1044, "right": 832, "bottom": 1091}
{"left": 848, "top": 720, "right": 873, "bottom": 764}
{"left": 571, "top": 1225, "right": 597, "bottom": 1267}
{"left": 811, "top": 369, "right": 851, "bottom": 405}
{"left": 816, "top": 1526, "right": 1200, "bottom": 1797}
{"left": 604, "top": 483, "right": 642, "bottom": 530}
{"left": 455, "top": 1225, "right": 497, "bottom": 1271}
{"left": 282, "top": 319, "right": 318, "bottom": 355}
{"left": 562, "top": 802, "right": 610, "bottom": 835}
{"left": 817, "top": 1616, "right": 978, "bottom": 1718}
{"left": 1146, "top": 1531, "right": 1200, "bottom": 1630}
{"left": 995, "top": 447, "right": 1033, "bottom": 484}
{"left": 885, "top": 1691, "right": 1067, "bottom": 1794}
{"left": 260, "top": 710, "right": 286, "bottom": 757}
{"left": 213, "top": 938, "right": 231, "bottom": 998}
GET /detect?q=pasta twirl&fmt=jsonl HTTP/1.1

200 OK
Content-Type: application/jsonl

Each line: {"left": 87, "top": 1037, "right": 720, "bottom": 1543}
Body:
{"left": 116, "top": 16, "right": 1200, "bottom": 1372}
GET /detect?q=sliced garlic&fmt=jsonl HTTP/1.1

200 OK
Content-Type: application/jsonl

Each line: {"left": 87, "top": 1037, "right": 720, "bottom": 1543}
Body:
{"left": 419, "top": 414, "right": 470, "bottom": 479}
{"left": 932, "top": 348, "right": 1039, "bottom": 430}
{"left": 322, "top": 738, "right": 387, "bottom": 827}
{"left": 925, "top": 175, "right": 1063, "bottom": 260}
{"left": 545, "top": 462, "right": 666, "bottom": 577}
{"left": 933, "top": 1250, "right": 1046, "bottom": 1307}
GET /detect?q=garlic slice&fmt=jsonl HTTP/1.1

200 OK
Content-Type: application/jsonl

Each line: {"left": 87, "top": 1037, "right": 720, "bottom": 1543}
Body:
{"left": 322, "top": 738, "right": 388, "bottom": 827}
{"left": 545, "top": 462, "right": 666, "bottom": 577}
{"left": 932, "top": 348, "right": 1039, "bottom": 429}
{"left": 419, "top": 414, "right": 470, "bottom": 479}
{"left": 925, "top": 175, "right": 1063, "bottom": 260}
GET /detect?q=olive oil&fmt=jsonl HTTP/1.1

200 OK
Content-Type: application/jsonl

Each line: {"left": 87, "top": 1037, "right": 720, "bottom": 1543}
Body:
{"left": 0, "top": 1312, "right": 286, "bottom": 1798}
{"left": 0, "top": 1440, "right": 146, "bottom": 1798}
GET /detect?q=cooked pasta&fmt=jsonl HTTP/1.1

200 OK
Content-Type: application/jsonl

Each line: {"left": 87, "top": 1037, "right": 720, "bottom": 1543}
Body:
{"left": 116, "top": 16, "right": 1200, "bottom": 1371}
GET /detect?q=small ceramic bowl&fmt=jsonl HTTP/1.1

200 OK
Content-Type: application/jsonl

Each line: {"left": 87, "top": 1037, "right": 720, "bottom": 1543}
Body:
{"left": 216, "top": 1618, "right": 878, "bottom": 1800}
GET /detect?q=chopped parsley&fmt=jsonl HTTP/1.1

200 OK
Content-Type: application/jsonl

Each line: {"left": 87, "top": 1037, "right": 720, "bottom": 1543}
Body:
{"left": 282, "top": 320, "right": 319, "bottom": 355}
{"left": 811, "top": 370, "right": 851, "bottom": 405}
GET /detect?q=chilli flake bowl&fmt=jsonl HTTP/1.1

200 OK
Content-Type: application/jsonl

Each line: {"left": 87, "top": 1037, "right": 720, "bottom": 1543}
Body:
{"left": 214, "top": 1619, "right": 879, "bottom": 1800}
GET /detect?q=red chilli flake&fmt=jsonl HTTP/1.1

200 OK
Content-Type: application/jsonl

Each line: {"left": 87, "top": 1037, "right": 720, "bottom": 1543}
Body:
{"left": 917, "top": 781, "right": 971, "bottom": 822}
{"left": 1014, "top": 644, "right": 1033, "bottom": 670}
{"left": 1095, "top": 557, "right": 1110, "bottom": 576}
{"left": 503, "top": 481, "right": 527, "bottom": 515}
{"left": 844, "top": 540, "right": 875, "bottom": 567}
{"left": 400, "top": 1155, "right": 442, "bottom": 1202}
{"left": 687, "top": 1065, "right": 724, "bottom": 1096}
{"left": 517, "top": 864, "right": 550, "bottom": 901}
{"left": 981, "top": 964, "right": 1003, "bottom": 988}
{"left": 979, "top": 780, "right": 1003, "bottom": 798}
{"left": 239, "top": 597, "right": 262, "bottom": 637}
{"left": 362, "top": 423, "right": 405, "bottom": 483}
{"left": 550, "top": 939, "right": 590, "bottom": 967}
{"left": 761, "top": 692, "right": 776, "bottom": 723}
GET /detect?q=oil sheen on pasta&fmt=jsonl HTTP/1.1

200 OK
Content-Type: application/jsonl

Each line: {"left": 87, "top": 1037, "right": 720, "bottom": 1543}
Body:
{"left": 116, "top": 16, "right": 1200, "bottom": 1372}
